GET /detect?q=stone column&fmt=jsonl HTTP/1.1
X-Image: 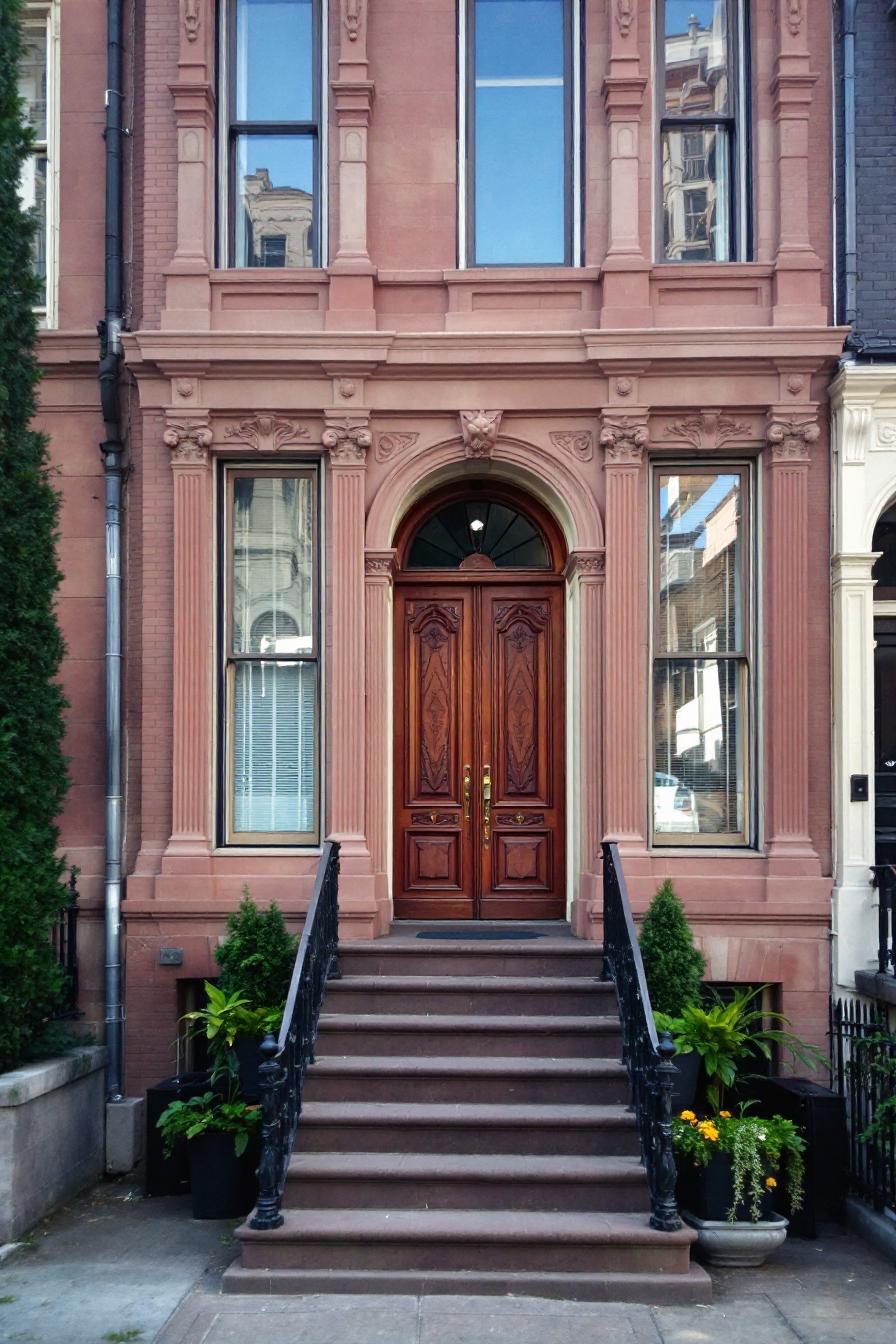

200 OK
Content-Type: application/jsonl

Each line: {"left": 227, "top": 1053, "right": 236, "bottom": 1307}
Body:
{"left": 565, "top": 550, "right": 606, "bottom": 937}
{"left": 162, "top": 418, "right": 214, "bottom": 858}
{"left": 365, "top": 550, "right": 398, "bottom": 927}
{"left": 600, "top": 414, "right": 649, "bottom": 849}
{"left": 600, "top": 1, "right": 650, "bottom": 327}
{"left": 771, "top": 0, "right": 825, "bottom": 325}
{"left": 164, "top": 0, "right": 216, "bottom": 328}
{"left": 328, "top": 0, "right": 376, "bottom": 328}
{"left": 323, "top": 415, "right": 382, "bottom": 936}
{"left": 764, "top": 412, "right": 820, "bottom": 861}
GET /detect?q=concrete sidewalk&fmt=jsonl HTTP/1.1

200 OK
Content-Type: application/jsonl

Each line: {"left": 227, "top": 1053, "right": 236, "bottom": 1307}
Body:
{"left": 1, "top": 1179, "right": 895, "bottom": 1344}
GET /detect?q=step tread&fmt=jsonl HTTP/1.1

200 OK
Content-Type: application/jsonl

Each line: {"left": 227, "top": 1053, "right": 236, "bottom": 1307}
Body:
{"left": 286, "top": 1152, "right": 646, "bottom": 1182}
{"left": 298, "top": 1101, "right": 636, "bottom": 1127}
{"left": 222, "top": 1264, "right": 712, "bottom": 1304}
{"left": 318, "top": 1013, "right": 620, "bottom": 1032}
{"left": 308, "top": 1055, "right": 628, "bottom": 1078}
{"left": 236, "top": 1208, "right": 695, "bottom": 1247}
{"left": 327, "top": 975, "right": 611, "bottom": 992}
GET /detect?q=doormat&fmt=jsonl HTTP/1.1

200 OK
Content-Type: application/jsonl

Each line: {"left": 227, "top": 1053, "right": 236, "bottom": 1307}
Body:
{"left": 414, "top": 929, "right": 545, "bottom": 940}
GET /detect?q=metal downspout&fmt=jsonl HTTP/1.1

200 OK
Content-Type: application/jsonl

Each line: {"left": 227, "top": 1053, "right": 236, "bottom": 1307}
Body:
{"left": 99, "top": 0, "right": 125, "bottom": 1102}
{"left": 843, "top": 0, "right": 858, "bottom": 329}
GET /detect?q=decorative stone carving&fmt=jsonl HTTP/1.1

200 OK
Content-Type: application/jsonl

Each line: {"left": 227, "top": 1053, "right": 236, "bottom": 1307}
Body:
{"left": 766, "top": 415, "right": 820, "bottom": 462}
{"left": 786, "top": 0, "right": 803, "bottom": 36}
{"left": 599, "top": 415, "right": 648, "bottom": 464}
{"left": 365, "top": 550, "right": 398, "bottom": 578}
{"left": 224, "top": 416, "right": 310, "bottom": 454}
{"left": 460, "top": 411, "right": 502, "bottom": 460}
{"left": 786, "top": 375, "right": 805, "bottom": 397}
{"left": 666, "top": 412, "right": 750, "bottom": 452}
{"left": 614, "top": 377, "right": 633, "bottom": 398}
{"left": 164, "top": 420, "right": 212, "bottom": 465}
{"left": 550, "top": 430, "right": 594, "bottom": 463}
{"left": 184, "top": 0, "right": 199, "bottom": 42}
{"left": 337, "top": 379, "right": 357, "bottom": 400}
{"left": 345, "top": 0, "right": 363, "bottom": 42}
{"left": 616, "top": 0, "right": 634, "bottom": 36}
{"left": 175, "top": 378, "right": 195, "bottom": 400}
{"left": 374, "top": 431, "right": 419, "bottom": 463}
{"left": 323, "top": 418, "right": 372, "bottom": 464}
{"left": 565, "top": 551, "right": 606, "bottom": 580}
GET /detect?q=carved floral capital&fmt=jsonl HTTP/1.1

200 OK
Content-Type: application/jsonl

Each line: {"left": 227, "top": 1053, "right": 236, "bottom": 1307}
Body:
{"left": 323, "top": 418, "right": 372, "bottom": 464}
{"left": 365, "top": 549, "right": 398, "bottom": 578}
{"left": 164, "top": 419, "right": 213, "bottom": 465}
{"left": 460, "top": 410, "right": 502, "bottom": 460}
{"left": 766, "top": 414, "right": 820, "bottom": 462}
{"left": 599, "top": 415, "right": 648, "bottom": 465}
{"left": 564, "top": 550, "right": 606, "bottom": 581}
{"left": 223, "top": 416, "right": 310, "bottom": 454}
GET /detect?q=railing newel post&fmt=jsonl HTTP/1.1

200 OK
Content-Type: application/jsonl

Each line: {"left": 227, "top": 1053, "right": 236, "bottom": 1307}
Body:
{"left": 651, "top": 1030, "right": 682, "bottom": 1232}
{"left": 250, "top": 1032, "right": 285, "bottom": 1230}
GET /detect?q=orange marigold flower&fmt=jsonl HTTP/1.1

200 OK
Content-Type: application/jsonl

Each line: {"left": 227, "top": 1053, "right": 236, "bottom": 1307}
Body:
{"left": 679, "top": 1110, "right": 697, "bottom": 1122}
{"left": 719, "top": 1110, "right": 732, "bottom": 1119}
{"left": 698, "top": 1121, "right": 719, "bottom": 1141}
{"left": 766, "top": 1176, "right": 778, "bottom": 1190}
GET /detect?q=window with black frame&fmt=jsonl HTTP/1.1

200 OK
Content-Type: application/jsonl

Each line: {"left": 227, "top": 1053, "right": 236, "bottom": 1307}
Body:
{"left": 652, "top": 469, "right": 752, "bottom": 846}
{"left": 223, "top": 469, "right": 320, "bottom": 845}
{"left": 658, "top": 0, "right": 749, "bottom": 262}
{"left": 222, "top": 0, "right": 321, "bottom": 268}
{"left": 465, "top": 0, "right": 575, "bottom": 266}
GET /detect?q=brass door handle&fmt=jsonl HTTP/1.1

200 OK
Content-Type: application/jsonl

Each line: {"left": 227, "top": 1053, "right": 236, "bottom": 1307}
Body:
{"left": 482, "top": 764, "right": 492, "bottom": 846}
{"left": 463, "top": 764, "right": 472, "bottom": 823}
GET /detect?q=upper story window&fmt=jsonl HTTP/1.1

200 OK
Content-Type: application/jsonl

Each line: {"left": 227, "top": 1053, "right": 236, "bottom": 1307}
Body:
{"left": 220, "top": 0, "right": 323, "bottom": 268}
{"left": 658, "top": 1, "right": 750, "bottom": 262}
{"left": 461, "top": 0, "right": 579, "bottom": 267}
{"left": 18, "top": 3, "right": 58, "bottom": 325}
{"left": 651, "top": 469, "right": 753, "bottom": 846}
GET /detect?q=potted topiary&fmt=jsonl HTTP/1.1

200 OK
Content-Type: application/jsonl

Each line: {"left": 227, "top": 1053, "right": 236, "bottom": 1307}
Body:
{"left": 673, "top": 1108, "right": 805, "bottom": 1266}
{"left": 214, "top": 889, "right": 296, "bottom": 1099}
{"left": 639, "top": 879, "right": 705, "bottom": 1109}
{"left": 156, "top": 1081, "right": 260, "bottom": 1220}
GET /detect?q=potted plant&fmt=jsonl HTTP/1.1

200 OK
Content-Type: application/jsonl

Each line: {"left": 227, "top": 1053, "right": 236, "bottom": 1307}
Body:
{"left": 156, "top": 1073, "right": 261, "bottom": 1219}
{"left": 180, "top": 981, "right": 282, "bottom": 1102}
{"left": 673, "top": 1108, "right": 805, "bottom": 1266}
{"left": 639, "top": 879, "right": 705, "bottom": 1109}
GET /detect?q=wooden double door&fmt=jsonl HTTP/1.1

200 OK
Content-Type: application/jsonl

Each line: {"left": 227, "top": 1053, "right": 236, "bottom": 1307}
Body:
{"left": 394, "top": 580, "right": 566, "bottom": 920}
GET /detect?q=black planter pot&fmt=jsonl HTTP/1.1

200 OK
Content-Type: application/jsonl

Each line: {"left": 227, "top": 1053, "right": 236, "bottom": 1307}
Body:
{"left": 233, "top": 1035, "right": 263, "bottom": 1102}
{"left": 677, "top": 1151, "right": 775, "bottom": 1223}
{"left": 669, "top": 1050, "right": 700, "bottom": 1114}
{"left": 144, "top": 1071, "right": 212, "bottom": 1198}
{"left": 188, "top": 1130, "right": 258, "bottom": 1220}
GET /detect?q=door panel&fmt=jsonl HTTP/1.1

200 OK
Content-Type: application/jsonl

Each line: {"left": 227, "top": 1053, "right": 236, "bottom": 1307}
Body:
{"left": 394, "top": 581, "right": 565, "bottom": 920}
{"left": 394, "top": 590, "right": 475, "bottom": 918}
{"left": 480, "top": 586, "right": 565, "bottom": 919}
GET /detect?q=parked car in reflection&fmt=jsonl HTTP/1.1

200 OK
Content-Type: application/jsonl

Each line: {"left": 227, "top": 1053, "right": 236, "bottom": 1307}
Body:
{"left": 654, "top": 771, "right": 700, "bottom": 834}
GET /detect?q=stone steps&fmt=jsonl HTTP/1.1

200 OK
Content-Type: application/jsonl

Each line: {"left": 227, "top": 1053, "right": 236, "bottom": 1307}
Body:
{"left": 315, "top": 1013, "right": 623, "bottom": 1058}
{"left": 324, "top": 974, "right": 614, "bottom": 1016}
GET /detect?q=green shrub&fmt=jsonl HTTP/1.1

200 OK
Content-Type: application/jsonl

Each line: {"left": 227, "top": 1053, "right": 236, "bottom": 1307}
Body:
{"left": 0, "top": 0, "right": 69, "bottom": 1072}
{"left": 638, "top": 878, "right": 704, "bottom": 1018}
{"left": 215, "top": 888, "right": 297, "bottom": 1008}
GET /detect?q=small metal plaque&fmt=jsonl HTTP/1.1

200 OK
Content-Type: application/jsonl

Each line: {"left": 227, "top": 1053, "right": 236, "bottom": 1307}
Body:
{"left": 159, "top": 947, "right": 184, "bottom": 966}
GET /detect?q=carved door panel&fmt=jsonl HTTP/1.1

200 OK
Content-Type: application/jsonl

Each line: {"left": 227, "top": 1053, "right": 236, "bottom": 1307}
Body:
{"left": 479, "top": 585, "right": 565, "bottom": 919}
{"left": 394, "top": 589, "right": 476, "bottom": 918}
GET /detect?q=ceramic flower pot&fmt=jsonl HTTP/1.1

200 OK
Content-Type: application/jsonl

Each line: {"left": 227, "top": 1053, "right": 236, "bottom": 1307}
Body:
{"left": 682, "top": 1211, "right": 789, "bottom": 1268}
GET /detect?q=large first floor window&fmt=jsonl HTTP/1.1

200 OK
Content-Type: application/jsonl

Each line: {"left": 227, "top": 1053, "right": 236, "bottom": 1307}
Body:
{"left": 652, "top": 467, "right": 753, "bottom": 845}
{"left": 463, "top": 0, "right": 578, "bottom": 266}
{"left": 220, "top": 0, "right": 323, "bottom": 268}
{"left": 222, "top": 467, "right": 320, "bottom": 845}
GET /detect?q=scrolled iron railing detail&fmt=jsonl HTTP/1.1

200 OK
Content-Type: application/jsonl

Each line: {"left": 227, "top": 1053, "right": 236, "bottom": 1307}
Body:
{"left": 601, "top": 840, "right": 681, "bottom": 1232}
{"left": 251, "top": 840, "right": 341, "bottom": 1231}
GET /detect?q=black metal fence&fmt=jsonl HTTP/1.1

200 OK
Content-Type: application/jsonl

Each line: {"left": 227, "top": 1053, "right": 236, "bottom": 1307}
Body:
{"left": 870, "top": 866, "right": 896, "bottom": 976}
{"left": 51, "top": 867, "right": 80, "bottom": 1019}
{"left": 830, "top": 995, "right": 896, "bottom": 1216}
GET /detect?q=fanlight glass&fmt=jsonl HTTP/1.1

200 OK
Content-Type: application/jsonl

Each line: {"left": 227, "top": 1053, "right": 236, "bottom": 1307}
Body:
{"left": 406, "top": 499, "right": 551, "bottom": 569}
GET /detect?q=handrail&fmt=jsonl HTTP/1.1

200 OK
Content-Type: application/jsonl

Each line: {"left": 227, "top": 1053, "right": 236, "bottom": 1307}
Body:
{"left": 601, "top": 840, "right": 681, "bottom": 1231}
{"left": 251, "top": 840, "right": 341, "bottom": 1230}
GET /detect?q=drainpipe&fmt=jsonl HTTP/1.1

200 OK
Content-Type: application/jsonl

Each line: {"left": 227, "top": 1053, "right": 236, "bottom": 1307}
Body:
{"left": 842, "top": 0, "right": 858, "bottom": 329}
{"left": 98, "top": 0, "right": 125, "bottom": 1102}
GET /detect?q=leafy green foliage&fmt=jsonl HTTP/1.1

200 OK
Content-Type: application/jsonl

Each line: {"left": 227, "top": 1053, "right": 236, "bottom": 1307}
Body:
{"left": 181, "top": 981, "right": 283, "bottom": 1062}
{"left": 672, "top": 1109, "right": 805, "bottom": 1223}
{"left": 0, "top": 0, "right": 69, "bottom": 1071}
{"left": 638, "top": 879, "right": 705, "bottom": 1017}
{"left": 156, "top": 1091, "right": 260, "bottom": 1158}
{"left": 851, "top": 1030, "right": 896, "bottom": 1146}
{"left": 215, "top": 888, "right": 297, "bottom": 1008}
{"left": 661, "top": 985, "right": 827, "bottom": 1111}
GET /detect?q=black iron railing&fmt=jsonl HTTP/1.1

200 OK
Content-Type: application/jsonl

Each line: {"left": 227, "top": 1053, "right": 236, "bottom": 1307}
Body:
{"left": 870, "top": 866, "right": 896, "bottom": 975}
{"left": 51, "top": 867, "right": 80, "bottom": 1019}
{"left": 601, "top": 840, "right": 681, "bottom": 1231}
{"left": 251, "top": 840, "right": 341, "bottom": 1230}
{"left": 830, "top": 994, "right": 896, "bottom": 1216}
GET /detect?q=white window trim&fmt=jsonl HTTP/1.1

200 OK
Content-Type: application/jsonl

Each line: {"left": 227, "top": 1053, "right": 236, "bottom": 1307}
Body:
{"left": 216, "top": 0, "right": 328, "bottom": 270}
{"left": 457, "top": 0, "right": 582, "bottom": 269}
{"left": 22, "top": 1, "right": 59, "bottom": 327}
